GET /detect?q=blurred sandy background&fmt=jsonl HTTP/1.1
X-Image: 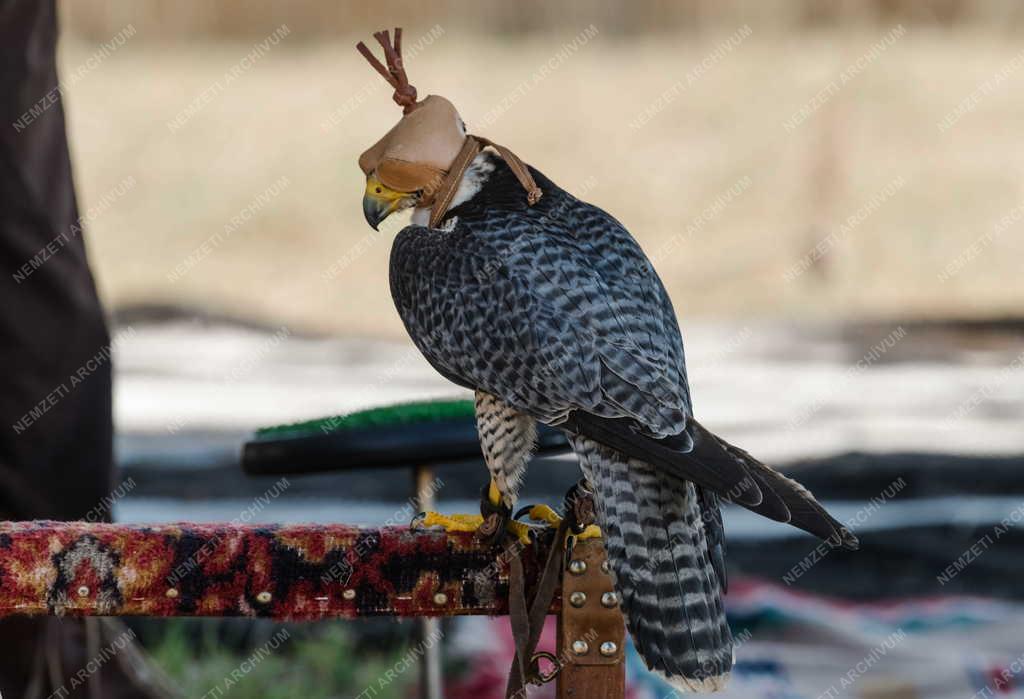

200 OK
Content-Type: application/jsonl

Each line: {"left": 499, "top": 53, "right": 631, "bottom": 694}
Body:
{"left": 56, "top": 0, "right": 1024, "bottom": 337}
{"left": 29, "top": 5, "right": 1024, "bottom": 695}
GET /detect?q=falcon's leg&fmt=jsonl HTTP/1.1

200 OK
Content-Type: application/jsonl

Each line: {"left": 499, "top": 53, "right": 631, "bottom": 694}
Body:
{"left": 475, "top": 390, "right": 536, "bottom": 509}
{"left": 416, "top": 391, "right": 537, "bottom": 545}
{"left": 478, "top": 398, "right": 603, "bottom": 540}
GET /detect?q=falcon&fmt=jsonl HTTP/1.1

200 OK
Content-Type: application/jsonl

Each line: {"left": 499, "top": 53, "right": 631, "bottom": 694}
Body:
{"left": 354, "top": 29, "right": 857, "bottom": 693}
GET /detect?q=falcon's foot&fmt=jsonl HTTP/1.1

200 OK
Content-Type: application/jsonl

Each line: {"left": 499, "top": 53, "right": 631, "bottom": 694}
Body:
{"left": 414, "top": 482, "right": 533, "bottom": 546}
{"left": 514, "top": 480, "right": 602, "bottom": 540}
{"left": 519, "top": 504, "right": 602, "bottom": 540}
{"left": 415, "top": 512, "right": 535, "bottom": 546}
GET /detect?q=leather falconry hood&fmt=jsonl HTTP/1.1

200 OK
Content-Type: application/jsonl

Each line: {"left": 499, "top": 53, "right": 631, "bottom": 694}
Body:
{"left": 356, "top": 28, "right": 541, "bottom": 228}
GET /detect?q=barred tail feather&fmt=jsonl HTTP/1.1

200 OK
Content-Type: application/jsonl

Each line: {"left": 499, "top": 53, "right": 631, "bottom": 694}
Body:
{"left": 693, "top": 423, "right": 860, "bottom": 551}
{"left": 571, "top": 435, "right": 733, "bottom": 692}
{"left": 565, "top": 412, "right": 859, "bottom": 551}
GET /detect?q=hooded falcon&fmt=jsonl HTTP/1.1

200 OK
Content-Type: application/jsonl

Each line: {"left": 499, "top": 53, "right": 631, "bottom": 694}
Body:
{"left": 355, "top": 29, "right": 858, "bottom": 693}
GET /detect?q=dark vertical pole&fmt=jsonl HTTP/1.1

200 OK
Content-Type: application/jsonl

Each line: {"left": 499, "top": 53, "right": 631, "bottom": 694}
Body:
{"left": 414, "top": 464, "right": 443, "bottom": 699}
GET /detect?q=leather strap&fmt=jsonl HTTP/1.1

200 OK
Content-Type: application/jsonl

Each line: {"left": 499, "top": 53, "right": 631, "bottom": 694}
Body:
{"left": 474, "top": 135, "right": 543, "bottom": 206}
{"left": 428, "top": 136, "right": 482, "bottom": 228}
{"left": 428, "top": 134, "right": 543, "bottom": 229}
{"left": 505, "top": 517, "right": 570, "bottom": 698}
{"left": 504, "top": 483, "right": 598, "bottom": 696}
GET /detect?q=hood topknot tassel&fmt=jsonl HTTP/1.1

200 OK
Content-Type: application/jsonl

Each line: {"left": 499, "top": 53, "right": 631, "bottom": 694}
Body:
{"left": 356, "top": 28, "right": 419, "bottom": 114}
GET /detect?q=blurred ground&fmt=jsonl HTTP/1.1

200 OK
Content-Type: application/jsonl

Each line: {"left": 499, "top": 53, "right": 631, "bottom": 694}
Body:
{"left": 57, "top": 26, "right": 1024, "bottom": 336}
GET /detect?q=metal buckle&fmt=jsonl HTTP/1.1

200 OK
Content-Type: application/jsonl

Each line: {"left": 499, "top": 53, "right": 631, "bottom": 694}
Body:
{"left": 529, "top": 650, "right": 562, "bottom": 685}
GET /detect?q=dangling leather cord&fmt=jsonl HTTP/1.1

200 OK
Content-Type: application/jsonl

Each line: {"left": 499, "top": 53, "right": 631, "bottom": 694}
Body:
{"left": 427, "top": 135, "right": 543, "bottom": 229}
{"left": 426, "top": 136, "right": 480, "bottom": 228}
{"left": 474, "top": 135, "right": 543, "bottom": 205}
{"left": 504, "top": 479, "right": 602, "bottom": 698}
{"left": 505, "top": 516, "right": 571, "bottom": 698}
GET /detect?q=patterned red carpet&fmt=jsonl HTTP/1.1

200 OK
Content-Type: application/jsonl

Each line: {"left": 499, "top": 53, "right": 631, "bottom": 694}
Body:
{"left": 0, "top": 521, "right": 550, "bottom": 620}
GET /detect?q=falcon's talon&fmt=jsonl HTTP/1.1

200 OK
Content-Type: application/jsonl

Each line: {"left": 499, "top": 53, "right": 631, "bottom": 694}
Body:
{"left": 527, "top": 504, "right": 563, "bottom": 527}
{"left": 512, "top": 505, "right": 535, "bottom": 521}
{"left": 506, "top": 520, "right": 535, "bottom": 547}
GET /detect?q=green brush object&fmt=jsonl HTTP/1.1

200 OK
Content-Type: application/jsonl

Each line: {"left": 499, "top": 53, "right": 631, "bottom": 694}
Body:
{"left": 242, "top": 398, "right": 569, "bottom": 476}
{"left": 254, "top": 398, "right": 475, "bottom": 440}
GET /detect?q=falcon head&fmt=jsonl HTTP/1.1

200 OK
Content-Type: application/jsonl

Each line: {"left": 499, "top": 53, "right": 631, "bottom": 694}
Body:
{"left": 358, "top": 95, "right": 466, "bottom": 230}
{"left": 356, "top": 29, "right": 467, "bottom": 230}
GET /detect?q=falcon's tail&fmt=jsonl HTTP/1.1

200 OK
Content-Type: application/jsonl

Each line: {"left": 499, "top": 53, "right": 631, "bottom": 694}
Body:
{"left": 686, "top": 420, "right": 860, "bottom": 550}
{"left": 571, "top": 435, "right": 733, "bottom": 693}
{"left": 564, "top": 411, "right": 859, "bottom": 551}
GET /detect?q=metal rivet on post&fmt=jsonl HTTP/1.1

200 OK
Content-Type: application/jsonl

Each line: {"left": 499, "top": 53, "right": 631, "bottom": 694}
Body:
{"left": 599, "top": 641, "right": 618, "bottom": 656}
{"left": 568, "top": 559, "right": 587, "bottom": 575}
{"left": 433, "top": 592, "right": 448, "bottom": 606}
{"left": 165, "top": 588, "right": 179, "bottom": 599}
{"left": 77, "top": 585, "right": 90, "bottom": 597}
{"left": 342, "top": 588, "right": 356, "bottom": 600}
{"left": 572, "top": 640, "right": 590, "bottom": 655}
{"left": 569, "top": 591, "right": 587, "bottom": 607}
{"left": 256, "top": 591, "right": 272, "bottom": 603}
{"left": 601, "top": 591, "right": 619, "bottom": 608}
{"left": 601, "top": 559, "right": 610, "bottom": 574}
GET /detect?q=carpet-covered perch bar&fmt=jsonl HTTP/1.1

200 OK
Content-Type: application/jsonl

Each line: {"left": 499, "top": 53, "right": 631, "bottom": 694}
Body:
{"left": 0, "top": 520, "right": 626, "bottom": 698}
{"left": 0, "top": 521, "right": 554, "bottom": 619}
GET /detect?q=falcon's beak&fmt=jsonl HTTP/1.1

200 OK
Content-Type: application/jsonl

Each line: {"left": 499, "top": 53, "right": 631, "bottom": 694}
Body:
{"left": 362, "top": 174, "right": 412, "bottom": 230}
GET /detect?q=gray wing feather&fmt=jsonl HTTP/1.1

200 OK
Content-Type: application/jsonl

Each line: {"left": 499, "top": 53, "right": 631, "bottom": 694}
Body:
{"left": 389, "top": 184, "right": 859, "bottom": 551}
{"left": 389, "top": 195, "right": 690, "bottom": 438}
